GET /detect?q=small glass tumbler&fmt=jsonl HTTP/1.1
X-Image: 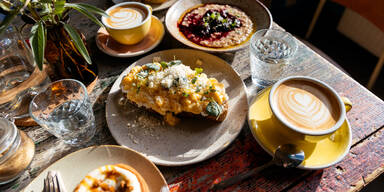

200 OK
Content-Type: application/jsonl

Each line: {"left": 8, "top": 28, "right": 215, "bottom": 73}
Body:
{"left": 29, "top": 79, "right": 95, "bottom": 145}
{"left": 249, "top": 29, "right": 298, "bottom": 88}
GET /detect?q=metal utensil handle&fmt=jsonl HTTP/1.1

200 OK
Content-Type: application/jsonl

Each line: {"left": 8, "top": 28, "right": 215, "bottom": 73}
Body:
{"left": 211, "top": 160, "right": 274, "bottom": 190}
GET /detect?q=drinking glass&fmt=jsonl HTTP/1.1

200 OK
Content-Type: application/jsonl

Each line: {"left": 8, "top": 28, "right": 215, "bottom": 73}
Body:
{"left": 29, "top": 79, "right": 95, "bottom": 145}
{"left": 249, "top": 29, "right": 298, "bottom": 88}
{"left": 0, "top": 25, "right": 50, "bottom": 118}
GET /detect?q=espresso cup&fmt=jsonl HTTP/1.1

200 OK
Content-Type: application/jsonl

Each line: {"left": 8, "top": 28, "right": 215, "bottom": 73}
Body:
{"left": 268, "top": 76, "right": 352, "bottom": 142}
{"left": 102, "top": 2, "right": 152, "bottom": 45}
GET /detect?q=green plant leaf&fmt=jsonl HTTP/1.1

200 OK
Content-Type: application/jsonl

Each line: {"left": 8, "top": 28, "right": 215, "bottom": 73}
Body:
{"left": 67, "top": 3, "right": 108, "bottom": 17}
{"left": 0, "top": 0, "right": 13, "bottom": 12}
{"left": 64, "top": 3, "right": 105, "bottom": 27}
{"left": 62, "top": 23, "right": 92, "bottom": 65}
{"left": 29, "top": 21, "right": 46, "bottom": 70}
{"left": 54, "top": 0, "right": 65, "bottom": 15}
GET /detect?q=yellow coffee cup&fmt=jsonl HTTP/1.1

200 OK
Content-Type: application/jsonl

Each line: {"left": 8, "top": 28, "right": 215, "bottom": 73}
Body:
{"left": 248, "top": 76, "right": 353, "bottom": 169}
{"left": 268, "top": 76, "right": 352, "bottom": 142}
{"left": 102, "top": 2, "right": 152, "bottom": 45}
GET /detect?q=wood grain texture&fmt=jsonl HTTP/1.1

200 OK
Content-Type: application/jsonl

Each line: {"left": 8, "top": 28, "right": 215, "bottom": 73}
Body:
{"left": 3, "top": 0, "right": 384, "bottom": 191}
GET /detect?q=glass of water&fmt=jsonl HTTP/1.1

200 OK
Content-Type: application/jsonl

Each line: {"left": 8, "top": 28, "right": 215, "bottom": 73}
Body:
{"left": 29, "top": 79, "right": 95, "bottom": 145}
{"left": 249, "top": 29, "right": 298, "bottom": 88}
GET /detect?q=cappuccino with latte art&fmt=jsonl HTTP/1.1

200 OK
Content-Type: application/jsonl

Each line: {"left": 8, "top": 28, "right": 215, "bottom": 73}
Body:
{"left": 268, "top": 76, "right": 349, "bottom": 137}
{"left": 101, "top": 2, "right": 152, "bottom": 45}
{"left": 273, "top": 80, "right": 340, "bottom": 131}
{"left": 105, "top": 6, "right": 146, "bottom": 28}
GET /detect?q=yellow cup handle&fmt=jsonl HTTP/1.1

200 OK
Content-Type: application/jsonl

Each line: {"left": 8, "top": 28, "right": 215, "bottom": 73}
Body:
{"left": 341, "top": 97, "right": 352, "bottom": 112}
{"left": 145, "top": 4, "right": 153, "bottom": 14}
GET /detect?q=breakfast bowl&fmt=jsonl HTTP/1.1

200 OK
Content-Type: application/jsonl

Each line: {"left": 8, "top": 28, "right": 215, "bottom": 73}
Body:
{"left": 165, "top": 0, "right": 272, "bottom": 52}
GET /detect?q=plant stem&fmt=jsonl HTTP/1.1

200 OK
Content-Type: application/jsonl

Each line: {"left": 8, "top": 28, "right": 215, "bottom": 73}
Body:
{"left": 27, "top": 3, "right": 40, "bottom": 21}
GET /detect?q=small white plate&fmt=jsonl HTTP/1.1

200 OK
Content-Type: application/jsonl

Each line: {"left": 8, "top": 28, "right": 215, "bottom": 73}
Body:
{"left": 106, "top": 49, "right": 248, "bottom": 166}
{"left": 23, "top": 145, "right": 168, "bottom": 191}
{"left": 112, "top": 0, "right": 178, "bottom": 12}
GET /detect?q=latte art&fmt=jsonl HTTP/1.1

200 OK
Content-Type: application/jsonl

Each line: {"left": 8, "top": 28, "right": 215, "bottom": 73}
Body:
{"left": 273, "top": 81, "right": 340, "bottom": 131}
{"left": 106, "top": 6, "right": 146, "bottom": 28}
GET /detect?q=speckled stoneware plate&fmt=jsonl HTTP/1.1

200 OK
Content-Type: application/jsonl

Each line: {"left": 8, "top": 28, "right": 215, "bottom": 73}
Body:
{"left": 96, "top": 16, "right": 164, "bottom": 58}
{"left": 106, "top": 49, "right": 248, "bottom": 166}
{"left": 112, "top": 0, "right": 178, "bottom": 12}
{"left": 165, "top": 0, "right": 272, "bottom": 52}
{"left": 23, "top": 145, "right": 168, "bottom": 192}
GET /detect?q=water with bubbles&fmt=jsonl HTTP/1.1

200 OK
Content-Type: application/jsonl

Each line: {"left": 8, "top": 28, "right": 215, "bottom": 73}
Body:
{"left": 44, "top": 99, "right": 95, "bottom": 145}
{"left": 250, "top": 37, "right": 295, "bottom": 88}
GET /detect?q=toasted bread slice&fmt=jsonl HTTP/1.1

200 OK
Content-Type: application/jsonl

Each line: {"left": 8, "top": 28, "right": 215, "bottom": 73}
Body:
{"left": 178, "top": 102, "right": 228, "bottom": 122}
{"left": 125, "top": 99, "right": 227, "bottom": 124}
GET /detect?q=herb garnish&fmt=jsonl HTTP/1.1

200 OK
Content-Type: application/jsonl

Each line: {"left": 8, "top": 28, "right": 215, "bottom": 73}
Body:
{"left": 160, "top": 61, "right": 168, "bottom": 68}
{"left": 169, "top": 60, "right": 182, "bottom": 66}
{"left": 209, "top": 85, "right": 216, "bottom": 92}
{"left": 137, "top": 70, "right": 148, "bottom": 78}
{"left": 195, "top": 68, "right": 203, "bottom": 75}
{"left": 145, "top": 63, "right": 160, "bottom": 71}
{"left": 191, "top": 77, "right": 198, "bottom": 84}
{"left": 182, "top": 92, "right": 189, "bottom": 97}
{"left": 206, "top": 101, "right": 223, "bottom": 117}
{"left": 173, "top": 78, "right": 180, "bottom": 87}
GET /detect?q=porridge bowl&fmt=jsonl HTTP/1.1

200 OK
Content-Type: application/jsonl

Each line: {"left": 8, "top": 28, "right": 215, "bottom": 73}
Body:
{"left": 165, "top": 0, "right": 272, "bottom": 52}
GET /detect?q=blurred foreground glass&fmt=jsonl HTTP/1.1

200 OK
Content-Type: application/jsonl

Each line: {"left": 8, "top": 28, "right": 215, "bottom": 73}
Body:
{"left": 29, "top": 79, "right": 95, "bottom": 145}
{"left": 249, "top": 29, "right": 297, "bottom": 88}
{"left": 0, "top": 26, "right": 50, "bottom": 118}
{"left": 0, "top": 116, "right": 35, "bottom": 184}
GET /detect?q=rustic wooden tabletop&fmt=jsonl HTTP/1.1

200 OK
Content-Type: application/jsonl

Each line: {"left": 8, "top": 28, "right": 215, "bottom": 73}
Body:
{"left": 2, "top": 0, "right": 384, "bottom": 191}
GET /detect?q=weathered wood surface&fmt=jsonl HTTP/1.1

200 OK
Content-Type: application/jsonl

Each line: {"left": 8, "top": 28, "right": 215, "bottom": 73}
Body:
{"left": 2, "top": 0, "right": 384, "bottom": 191}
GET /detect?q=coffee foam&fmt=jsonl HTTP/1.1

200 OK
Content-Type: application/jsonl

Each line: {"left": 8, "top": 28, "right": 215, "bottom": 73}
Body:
{"left": 106, "top": 6, "right": 146, "bottom": 28}
{"left": 273, "top": 80, "right": 340, "bottom": 131}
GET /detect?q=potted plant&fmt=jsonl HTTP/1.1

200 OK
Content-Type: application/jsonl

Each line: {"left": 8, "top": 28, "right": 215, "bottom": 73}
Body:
{"left": 0, "top": 0, "right": 107, "bottom": 85}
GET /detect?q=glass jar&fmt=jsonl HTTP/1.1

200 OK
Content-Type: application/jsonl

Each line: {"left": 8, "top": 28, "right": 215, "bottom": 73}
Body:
{"left": 0, "top": 25, "right": 51, "bottom": 118}
{"left": 0, "top": 117, "right": 35, "bottom": 184}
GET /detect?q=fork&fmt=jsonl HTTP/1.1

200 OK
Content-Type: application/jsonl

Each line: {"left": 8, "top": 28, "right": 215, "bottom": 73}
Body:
{"left": 43, "top": 171, "right": 66, "bottom": 192}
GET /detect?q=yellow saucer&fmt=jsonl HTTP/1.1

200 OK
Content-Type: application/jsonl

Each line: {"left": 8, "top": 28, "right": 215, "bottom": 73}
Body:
{"left": 96, "top": 16, "right": 164, "bottom": 58}
{"left": 248, "top": 88, "right": 352, "bottom": 169}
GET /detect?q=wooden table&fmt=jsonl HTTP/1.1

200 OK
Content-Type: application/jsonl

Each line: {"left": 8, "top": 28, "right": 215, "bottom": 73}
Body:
{"left": 3, "top": 0, "right": 384, "bottom": 191}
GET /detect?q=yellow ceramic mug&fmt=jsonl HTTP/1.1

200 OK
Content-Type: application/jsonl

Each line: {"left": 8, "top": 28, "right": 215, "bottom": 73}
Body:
{"left": 268, "top": 76, "right": 352, "bottom": 142}
{"left": 102, "top": 2, "right": 152, "bottom": 45}
{"left": 248, "top": 76, "right": 353, "bottom": 169}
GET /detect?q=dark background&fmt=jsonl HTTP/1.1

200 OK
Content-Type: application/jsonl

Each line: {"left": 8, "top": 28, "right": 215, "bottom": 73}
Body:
{"left": 269, "top": 0, "right": 384, "bottom": 100}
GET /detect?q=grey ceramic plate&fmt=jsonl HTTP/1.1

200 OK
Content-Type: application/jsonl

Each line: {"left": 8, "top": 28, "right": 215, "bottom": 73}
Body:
{"left": 165, "top": 0, "right": 272, "bottom": 52}
{"left": 112, "top": 0, "right": 178, "bottom": 12}
{"left": 23, "top": 145, "right": 168, "bottom": 192}
{"left": 106, "top": 49, "right": 248, "bottom": 166}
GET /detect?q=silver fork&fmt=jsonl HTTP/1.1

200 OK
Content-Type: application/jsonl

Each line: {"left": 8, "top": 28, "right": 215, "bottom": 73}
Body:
{"left": 43, "top": 171, "right": 66, "bottom": 192}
